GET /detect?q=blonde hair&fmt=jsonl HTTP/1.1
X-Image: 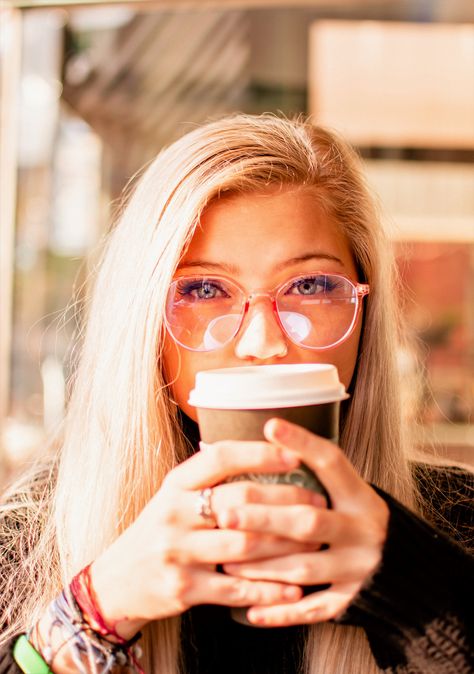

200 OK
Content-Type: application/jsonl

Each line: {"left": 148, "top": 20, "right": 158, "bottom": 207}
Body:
{"left": 1, "top": 114, "right": 419, "bottom": 673}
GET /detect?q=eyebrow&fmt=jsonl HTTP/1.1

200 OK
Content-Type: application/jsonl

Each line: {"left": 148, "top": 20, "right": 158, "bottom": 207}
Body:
{"left": 277, "top": 252, "right": 345, "bottom": 270}
{"left": 177, "top": 252, "right": 345, "bottom": 274}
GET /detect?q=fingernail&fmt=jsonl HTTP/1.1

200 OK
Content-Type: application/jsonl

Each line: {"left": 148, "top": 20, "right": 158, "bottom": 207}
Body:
{"left": 247, "top": 610, "right": 264, "bottom": 624}
{"left": 272, "top": 419, "right": 288, "bottom": 439}
{"left": 283, "top": 585, "right": 301, "bottom": 600}
{"left": 265, "top": 418, "right": 287, "bottom": 439}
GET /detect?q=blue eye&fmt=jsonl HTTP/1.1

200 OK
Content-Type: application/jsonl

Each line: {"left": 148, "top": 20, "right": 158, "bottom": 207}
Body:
{"left": 176, "top": 279, "right": 229, "bottom": 300}
{"left": 287, "top": 275, "right": 337, "bottom": 296}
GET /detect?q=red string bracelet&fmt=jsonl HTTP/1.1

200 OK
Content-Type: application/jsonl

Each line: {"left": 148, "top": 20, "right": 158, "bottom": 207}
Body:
{"left": 70, "top": 564, "right": 145, "bottom": 673}
{"left": 70, "top": 563, "right": 129, "bottom": 645}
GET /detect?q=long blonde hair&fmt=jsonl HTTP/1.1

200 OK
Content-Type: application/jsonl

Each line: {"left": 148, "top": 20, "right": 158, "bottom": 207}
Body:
{"left": 1, "top": 114, "right": 418, "bottom": 673}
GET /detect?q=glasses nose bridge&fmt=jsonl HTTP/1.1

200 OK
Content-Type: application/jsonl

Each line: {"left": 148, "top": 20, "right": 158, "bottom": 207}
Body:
{"left": 243, "top": 289, "right": 278, "bottom": 321}
{"left": 236, "top": 288, "right": 288, "bottom": 359}
{"left": 246, "top": 288, "right": 276, "bottom": 304}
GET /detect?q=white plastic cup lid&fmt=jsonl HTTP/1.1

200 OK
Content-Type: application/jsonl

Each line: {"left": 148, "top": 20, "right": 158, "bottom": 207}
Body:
{"left": 188, "top": 363, "right": 348, "bottom": 410}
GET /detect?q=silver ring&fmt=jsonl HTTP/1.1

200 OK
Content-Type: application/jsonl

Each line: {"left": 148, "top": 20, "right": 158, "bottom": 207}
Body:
{"left": 196, "top": 487, "right": 216, "bottom": 525}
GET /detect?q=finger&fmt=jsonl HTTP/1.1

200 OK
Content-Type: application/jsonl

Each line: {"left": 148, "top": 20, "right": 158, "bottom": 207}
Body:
{"left": 264, "top": 419, "right": 374, "bottom": 507}
{"left": 246, "top": 582, "right": 360, "bottom": 626}
{"left": 223, "top": 547, "right": 381, "bottom": 586}
{"left": 186, "top": 568, "right": 303, "bottom": 608}
{"left": 165, "top": 440, "right": 300, "bottom": 491}
{"left": 213, "top": 481, "right": 327, "bottom": 510}
{"left": 216, "top": 506, "right": 369, "bottom": 547}
{"left": 158, "top": 488, "right": 218, "bottom": 530}
{"left": 157, "top": 483, "right": 326, "bottom": 532}
{"left": 164, "top": 530, "right": 311, "bottom": 565}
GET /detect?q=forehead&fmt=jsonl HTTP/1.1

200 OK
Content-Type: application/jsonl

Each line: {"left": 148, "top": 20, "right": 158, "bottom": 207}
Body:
{"left": 180, "top": 187, "right": 357, "bottom": 280}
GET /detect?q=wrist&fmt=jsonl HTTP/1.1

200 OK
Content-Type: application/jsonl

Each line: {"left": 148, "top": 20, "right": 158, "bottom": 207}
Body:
{"left": 90, "top": 557, "right": 148, "bottom": 641}
{"left": 31, "top": 586, "right": 145, "bottom": 673}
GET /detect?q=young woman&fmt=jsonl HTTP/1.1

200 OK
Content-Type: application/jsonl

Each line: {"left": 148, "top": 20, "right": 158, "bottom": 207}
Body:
{"left": 1, "top": 114, "right": 472, "bottom": 674}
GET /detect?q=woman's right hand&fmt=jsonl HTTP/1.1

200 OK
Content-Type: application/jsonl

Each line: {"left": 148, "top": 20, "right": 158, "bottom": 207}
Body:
{"left": 90, "top": 440, "right": 322, "bottom": 640}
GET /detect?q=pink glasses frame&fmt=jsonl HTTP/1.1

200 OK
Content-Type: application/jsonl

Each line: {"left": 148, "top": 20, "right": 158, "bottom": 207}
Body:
{"left": 166, "top": 271, "right": 370, "bottom": 352}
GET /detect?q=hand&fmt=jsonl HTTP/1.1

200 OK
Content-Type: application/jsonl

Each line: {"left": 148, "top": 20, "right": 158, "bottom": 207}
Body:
{"left": 90, "top": 439, "right": 319, "bottom": 639}
{"left": 219, "top": 418, "right": 390, "bottom": 627}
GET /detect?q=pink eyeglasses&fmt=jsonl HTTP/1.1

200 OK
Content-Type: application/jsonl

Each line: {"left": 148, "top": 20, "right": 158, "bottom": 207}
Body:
{"left": 166, "top": 272, "right": 370, "bottom": 352}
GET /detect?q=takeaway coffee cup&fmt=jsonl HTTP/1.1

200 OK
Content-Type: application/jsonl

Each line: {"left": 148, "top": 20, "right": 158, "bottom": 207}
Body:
{"left": 188, "top": 363, "right": 348, "bottom": 625}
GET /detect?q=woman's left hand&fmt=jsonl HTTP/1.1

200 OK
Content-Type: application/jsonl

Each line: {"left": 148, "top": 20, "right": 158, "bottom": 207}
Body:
{"left": 219, "top": 418, "right": 390, "bottom": 627}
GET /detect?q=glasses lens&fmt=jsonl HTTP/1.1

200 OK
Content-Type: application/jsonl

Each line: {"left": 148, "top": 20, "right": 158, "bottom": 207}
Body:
{"left": 277, "top": 274, "right": 358, "bottom": 349}
{"left": 166, "top": 277, "right": 245, "bottom": 351}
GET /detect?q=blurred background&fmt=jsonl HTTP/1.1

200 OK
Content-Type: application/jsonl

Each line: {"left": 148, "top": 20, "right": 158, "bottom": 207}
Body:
{"left": 1, "top": 0, "right": 473, "bottom": 483}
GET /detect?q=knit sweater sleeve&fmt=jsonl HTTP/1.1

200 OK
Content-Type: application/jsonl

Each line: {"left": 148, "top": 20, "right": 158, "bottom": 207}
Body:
{"left": 336, "top": 477, "right": 474, "bottom": 674}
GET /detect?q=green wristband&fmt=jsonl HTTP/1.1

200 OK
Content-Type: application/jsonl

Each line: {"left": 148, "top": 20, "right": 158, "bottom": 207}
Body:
{"left": 12, "top": 635, "right": 52, "bottom": 674}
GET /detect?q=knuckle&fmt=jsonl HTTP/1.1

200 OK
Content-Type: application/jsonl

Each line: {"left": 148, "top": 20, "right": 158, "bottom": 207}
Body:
{"left": 293, "top": 560, "right": 315, "bottom": 584}
{"left": 228, "top": 579, "right": 252, "bottom": 604}
{"left": 156, "top": 534, "right": 179, "bottom": 564}
{"left": 298, "top": 509, "right": 320, "bottom": 541}
{"left": 169, "top": 567, "right": 193, "bottom": 601}
{"left": 259, "top": 510, "right": 271, "bottom": 530}
{"left": 158, "top": 503, "right": 179, "bottom": 527}
{"left": 240, "top": 483, "right": 259, "bottom": 503}
{"left": 237, "top": 532, "right": 259, "bottom": 556}
{"left": 318, "top": 449, "right": 342, "bottom": 473}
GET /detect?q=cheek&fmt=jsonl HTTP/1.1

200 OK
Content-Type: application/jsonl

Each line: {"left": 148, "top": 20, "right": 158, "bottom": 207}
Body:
{"left": 333, "top": 333, "right": 360, "bottom": 390}
{"left": 163, "top": 336, "right": 229, "bottom": 422}
{"left": 296, "top": 321, "right": 361, "bottom": 391}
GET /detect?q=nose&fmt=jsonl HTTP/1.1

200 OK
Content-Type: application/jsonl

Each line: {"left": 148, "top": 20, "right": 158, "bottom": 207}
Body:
{"left": 234, "top": 298, "right": 288, "bottom": 361}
